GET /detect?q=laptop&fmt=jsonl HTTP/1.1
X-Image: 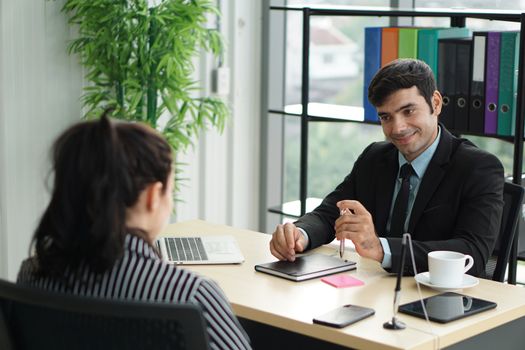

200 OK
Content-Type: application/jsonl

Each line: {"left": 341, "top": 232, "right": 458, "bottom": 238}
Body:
{"left": 156, "top": 235, "right": 245, "bottom": 265}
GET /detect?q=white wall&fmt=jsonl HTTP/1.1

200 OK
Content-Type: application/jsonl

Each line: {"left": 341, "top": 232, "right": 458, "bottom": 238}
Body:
{"left": 0, "top": 0, "right": 83, "bottom": 281}
{"left": 0, "top": 0, "right": 262, "bottom": 281}
{"left": 175, "top": 0, "right": 262, "bottom": 231}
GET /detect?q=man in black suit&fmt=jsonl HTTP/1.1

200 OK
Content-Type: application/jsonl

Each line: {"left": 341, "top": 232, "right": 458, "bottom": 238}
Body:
{"left": 269, "top": 59, "right": 504, "bottom": 276}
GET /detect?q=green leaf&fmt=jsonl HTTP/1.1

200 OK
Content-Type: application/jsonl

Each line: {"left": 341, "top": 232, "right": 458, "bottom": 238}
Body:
{"left": 62, "top": 0, "right": 229, "bottom": 202}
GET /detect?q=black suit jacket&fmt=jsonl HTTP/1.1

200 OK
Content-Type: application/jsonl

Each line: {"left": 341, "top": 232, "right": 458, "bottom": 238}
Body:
{"left": 295, "top": 126, "right": 504, "bottom": 276}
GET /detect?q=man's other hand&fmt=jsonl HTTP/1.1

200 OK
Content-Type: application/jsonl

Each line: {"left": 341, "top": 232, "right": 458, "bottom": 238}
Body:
{"left": 269, "top": 223, "right": 307, "bottom": 261}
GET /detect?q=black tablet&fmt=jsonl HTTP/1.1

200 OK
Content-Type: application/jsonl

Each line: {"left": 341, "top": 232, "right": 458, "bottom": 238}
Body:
{"left": 398, "top": 292, "right": 497, "bottom": 323}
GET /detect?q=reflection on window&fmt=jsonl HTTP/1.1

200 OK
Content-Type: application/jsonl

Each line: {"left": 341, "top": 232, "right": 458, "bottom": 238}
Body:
{"left": 286, "top": 14, "right": 388, "bottom": 107}
{"left": 287, "top": 0, "right": 390, "bottom": 7}
{"left": 282, "top": 1, "right": 524, "bottom": 208}
{"left": 271, "top": 0, "right": 525, "bottom": 282}
{"left": 284, "top": 10, "right": 388, "bottom": 203}
{"left": 415, "top": 0, "right": 525, "bottom": 11}
{"left": 322, "top": 53, "right": 334, "bottom": 64}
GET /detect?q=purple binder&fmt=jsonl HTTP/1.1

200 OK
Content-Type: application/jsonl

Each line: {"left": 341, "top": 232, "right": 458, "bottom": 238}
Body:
{"left": 484, "top": 32, "right": 501, "bottom": 135}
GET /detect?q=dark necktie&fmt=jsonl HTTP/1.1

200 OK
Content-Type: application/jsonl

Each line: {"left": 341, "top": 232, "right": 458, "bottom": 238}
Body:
{"left": 390, "top": 163, "right": 415, "bottom": 237}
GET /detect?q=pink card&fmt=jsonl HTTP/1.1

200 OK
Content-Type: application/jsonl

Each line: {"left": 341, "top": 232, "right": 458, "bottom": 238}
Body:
{"left": 321, "top": 274, "right": 364, "bottom": 288}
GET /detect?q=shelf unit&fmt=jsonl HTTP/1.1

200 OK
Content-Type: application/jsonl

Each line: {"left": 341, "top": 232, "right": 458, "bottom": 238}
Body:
{"left": 267, "top": 4, "right": 525, "bottom": 283}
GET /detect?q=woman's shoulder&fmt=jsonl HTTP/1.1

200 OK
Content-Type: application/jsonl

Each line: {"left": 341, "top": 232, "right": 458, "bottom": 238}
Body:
{"left": 124, "top": 234, "right": 221, "bottom": 298}
{"left": 134, "top": 252, "right": 216, "bottom": 302}
{"left": 160, "top": 263, "right": 212, "bottom": 292}
{"left": 16, "top": 257, "right": 39, "bottom": 284}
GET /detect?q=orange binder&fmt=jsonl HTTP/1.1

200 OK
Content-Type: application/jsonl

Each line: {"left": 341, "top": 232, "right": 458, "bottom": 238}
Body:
{"left": 381, "top": 27, "right": 399, "bottom": 67}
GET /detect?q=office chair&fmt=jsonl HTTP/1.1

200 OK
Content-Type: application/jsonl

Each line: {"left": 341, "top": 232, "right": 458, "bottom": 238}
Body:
{"left": 486, "top": 182, "right": 525, "bottom": 283}
{"left": 0, "top": 279, "right": 210, "bottom": 350}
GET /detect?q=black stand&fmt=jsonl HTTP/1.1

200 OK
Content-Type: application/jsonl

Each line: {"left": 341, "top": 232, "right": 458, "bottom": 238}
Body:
{"left": 383, "top": 317, "right": 406, "bottom": 330}
{"left": 384, "top": 234, "right": 408, "bottom": 331}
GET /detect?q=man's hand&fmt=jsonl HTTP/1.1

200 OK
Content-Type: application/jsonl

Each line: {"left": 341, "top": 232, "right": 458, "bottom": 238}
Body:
{"left": 269, "top": 222, "right": 307, "bottom": 261}
{"left": 335, "top": 200, "right": 384, "bottom": 262}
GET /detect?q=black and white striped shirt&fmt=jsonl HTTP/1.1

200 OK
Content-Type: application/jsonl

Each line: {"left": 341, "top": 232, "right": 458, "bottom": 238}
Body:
{"left": 17, "top": 234, "right": 251, "bottom": 350}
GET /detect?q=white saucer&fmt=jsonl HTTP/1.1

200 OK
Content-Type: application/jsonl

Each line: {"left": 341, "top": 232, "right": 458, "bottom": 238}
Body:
{"left": 414, "top": 272, "right": 479, "bottom": 292}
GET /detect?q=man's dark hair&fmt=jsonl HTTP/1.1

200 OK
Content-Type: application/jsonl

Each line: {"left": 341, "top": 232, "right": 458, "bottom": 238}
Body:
{"left": 31, "top": 114, "right": 172, "bottom": 278}
{"left": 368, "top": 58, "right": 437, "bottom": 113}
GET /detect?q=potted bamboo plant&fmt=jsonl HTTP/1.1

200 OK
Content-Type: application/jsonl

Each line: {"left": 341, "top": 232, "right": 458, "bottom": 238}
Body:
{"left": 62, "top": 0, "right": 227, "bottom": 153}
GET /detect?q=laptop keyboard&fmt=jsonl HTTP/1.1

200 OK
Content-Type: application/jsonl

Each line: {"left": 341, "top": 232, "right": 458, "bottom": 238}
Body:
{"left": 163, "top": 237, "right": 209, "bottom": 261}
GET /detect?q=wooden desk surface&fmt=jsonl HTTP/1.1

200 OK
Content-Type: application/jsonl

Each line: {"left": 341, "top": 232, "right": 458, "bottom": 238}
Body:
{"left": 161, "top": 220, "right": 525, "bottom": 350}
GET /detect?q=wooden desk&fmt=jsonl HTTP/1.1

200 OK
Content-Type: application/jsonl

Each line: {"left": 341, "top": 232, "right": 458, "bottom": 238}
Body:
{"left": 162, "top": 220, "right": 525, "bottom": 350}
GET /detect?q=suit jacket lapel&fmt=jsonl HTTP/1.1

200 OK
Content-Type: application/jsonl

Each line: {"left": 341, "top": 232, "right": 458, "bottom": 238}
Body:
{"left": 375, "top": 147, "right": 398, "bottom": 235}
{"left": 407, "top": 126, "right": 454, "bottom": 234}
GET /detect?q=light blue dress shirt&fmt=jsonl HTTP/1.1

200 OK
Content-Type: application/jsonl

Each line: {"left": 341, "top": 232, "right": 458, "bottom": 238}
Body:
{"left": 379, "top": 126, "right": 441, "bottom": 268}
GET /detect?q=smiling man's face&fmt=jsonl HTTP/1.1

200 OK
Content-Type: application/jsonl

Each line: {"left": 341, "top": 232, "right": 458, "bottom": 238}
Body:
{"left": 376, "top": 86, "right": 442, "bottom": 162}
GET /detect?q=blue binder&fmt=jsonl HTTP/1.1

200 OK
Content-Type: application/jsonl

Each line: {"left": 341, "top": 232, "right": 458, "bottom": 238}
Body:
{"left": 363, "top": 27, "right": 382, "bottom": 123}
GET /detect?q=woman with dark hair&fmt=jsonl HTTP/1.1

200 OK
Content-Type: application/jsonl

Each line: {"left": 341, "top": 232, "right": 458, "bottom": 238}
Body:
{"left": 17, "top": 115, "right": 251, "bottom": 350}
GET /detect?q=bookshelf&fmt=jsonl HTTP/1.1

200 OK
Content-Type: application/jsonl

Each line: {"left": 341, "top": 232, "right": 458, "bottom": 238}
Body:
{"left": 266, "top": 4, "right": 525, "bottom": 283}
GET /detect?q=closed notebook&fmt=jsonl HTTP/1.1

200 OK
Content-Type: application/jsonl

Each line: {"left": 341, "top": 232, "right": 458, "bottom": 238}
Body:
{"left": 254, "top": 254, "right": 356, "bottom": 282}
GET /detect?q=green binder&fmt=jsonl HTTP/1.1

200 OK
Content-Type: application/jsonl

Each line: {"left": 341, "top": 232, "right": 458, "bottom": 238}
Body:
{"left": 398, "top": 28, "right": 419, "bottom": 59}
{"left": 417, "top": 27, "right": 471, "bottom": 78}
{"left": 497, "top": 31, "right": 520, "bottom": 136}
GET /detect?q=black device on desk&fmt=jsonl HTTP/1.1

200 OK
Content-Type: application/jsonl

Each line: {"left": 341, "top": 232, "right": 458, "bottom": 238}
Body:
{"left": 254, "top": 254, "right": 356, "bottom": 282}
{"left": 398, "top": 292, "right": 497, "bottom": 323}
{"left": 313, "top": 304, "right": 375, "bottom": 328}
{"left": 383, "top": 233, "right": 409, "bottom": 330}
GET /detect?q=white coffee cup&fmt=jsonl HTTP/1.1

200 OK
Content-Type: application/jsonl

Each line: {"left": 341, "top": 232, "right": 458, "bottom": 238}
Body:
{"left": 428, "top": 251, "right": 474, "bottom": 288}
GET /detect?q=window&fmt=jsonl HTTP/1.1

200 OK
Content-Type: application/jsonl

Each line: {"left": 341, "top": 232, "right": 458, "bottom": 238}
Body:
{"left": 263, "top": 2, "right": 525, "bottom": 284}
{"left": 280, "top": 1, "right": 390, "bottom": 206}
{"left": 322, "top": 53, "right": 334, "bottom": 64}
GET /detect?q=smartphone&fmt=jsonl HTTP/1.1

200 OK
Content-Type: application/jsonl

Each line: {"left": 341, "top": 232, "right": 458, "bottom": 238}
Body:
{"left": 313, "top": 304, "right": 375, "bottom": 328}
